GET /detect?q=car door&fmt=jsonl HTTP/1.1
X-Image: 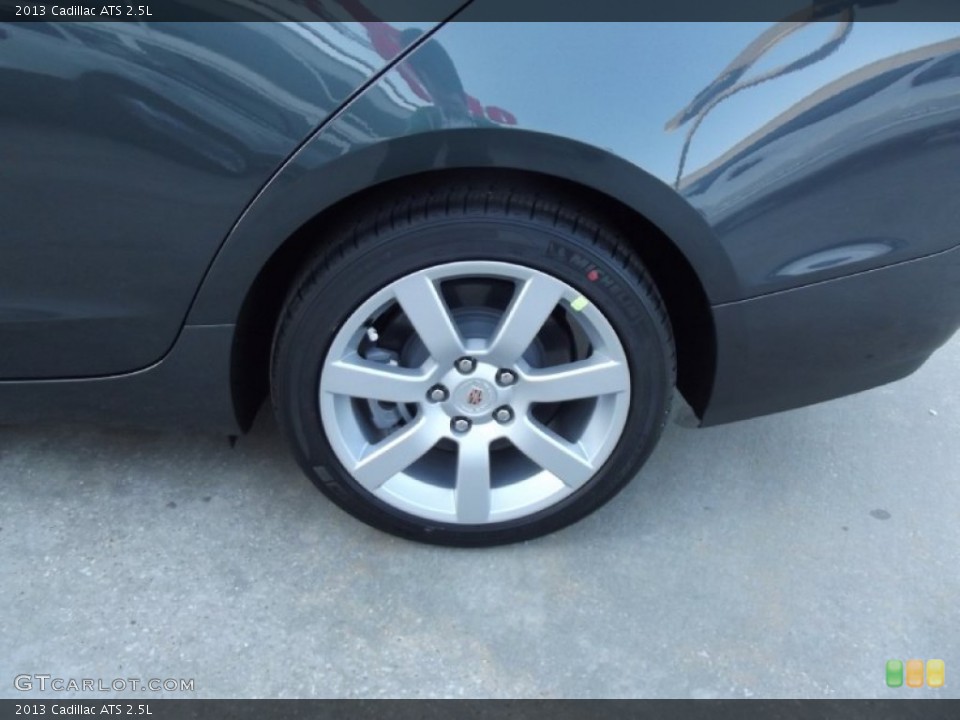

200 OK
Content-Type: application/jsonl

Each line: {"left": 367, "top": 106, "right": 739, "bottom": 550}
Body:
{"left": 0, "top": 15, "right": 453, "bottom": 378}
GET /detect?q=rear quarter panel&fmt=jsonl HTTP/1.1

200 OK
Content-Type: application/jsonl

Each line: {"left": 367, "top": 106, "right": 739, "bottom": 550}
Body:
{"left": 192, "top": 18, "right": 960, "bottom": 323}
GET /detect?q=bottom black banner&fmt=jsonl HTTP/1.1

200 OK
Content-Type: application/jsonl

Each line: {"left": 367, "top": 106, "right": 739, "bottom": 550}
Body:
{"left": 2, "top": 700, "right": 959, "bottom": 720}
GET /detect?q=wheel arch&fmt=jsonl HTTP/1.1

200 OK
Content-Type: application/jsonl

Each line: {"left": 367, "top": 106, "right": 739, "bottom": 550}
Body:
{"left": 198, "top": 129, "right": 723, "bottom": 429}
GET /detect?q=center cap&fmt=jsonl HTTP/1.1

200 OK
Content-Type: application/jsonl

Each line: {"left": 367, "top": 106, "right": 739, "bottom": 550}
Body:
{"left": 452, "top": 378, "right": 498, "bottom": 417}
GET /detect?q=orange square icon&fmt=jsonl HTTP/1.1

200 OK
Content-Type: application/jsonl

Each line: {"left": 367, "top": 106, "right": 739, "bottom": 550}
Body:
{"left": 927, "top": 660, "right": 945, "bottom": 688}
{"left": 906, "top": 659, "right": 924, "bottom": 688}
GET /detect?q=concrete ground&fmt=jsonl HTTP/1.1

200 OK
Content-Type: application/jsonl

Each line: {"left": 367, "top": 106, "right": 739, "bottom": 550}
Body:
{"left": 1, "top": 335, "right": 957, "bottom": 700}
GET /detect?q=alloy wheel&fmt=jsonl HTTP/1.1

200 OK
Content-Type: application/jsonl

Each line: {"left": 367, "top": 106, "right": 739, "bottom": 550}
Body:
{"left": 318, "top": 261, "right": 632, "bottom": 524}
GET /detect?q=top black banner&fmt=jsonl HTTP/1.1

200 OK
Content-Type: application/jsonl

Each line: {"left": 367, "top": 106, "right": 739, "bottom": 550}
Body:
{"left": 1, "top": 0, "right": 959, "bottom": 22}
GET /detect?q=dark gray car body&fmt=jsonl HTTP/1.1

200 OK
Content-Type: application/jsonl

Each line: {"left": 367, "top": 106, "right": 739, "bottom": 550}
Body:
{"left": 1, "top": 9, "right": 959, "bottom": 430}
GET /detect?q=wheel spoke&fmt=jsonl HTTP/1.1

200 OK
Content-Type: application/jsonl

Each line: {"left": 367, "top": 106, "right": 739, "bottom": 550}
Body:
{"left": 520, "top": 355, "right": 629, "bottom": 403}
{"left": 392, "top": 273, "right": 464, "bottom": 362}
{"left": 454, "top": 437, "right": 492, "bottom": 523}
{"left": 487, "top": 274, "right": 563, "bottom": 364}
{"left": 323, "top": 356, "right": 429, "bottom": 403}
{"left": 512, "top": 416, "right": 595, "bottom": 489}
{"left": 351, "top": 417, "right": 437, "bottom": 491}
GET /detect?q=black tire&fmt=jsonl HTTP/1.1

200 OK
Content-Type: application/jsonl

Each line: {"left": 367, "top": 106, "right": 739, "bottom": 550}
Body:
{"left": 271, "top": 178, "right": 676, "bottom": 546}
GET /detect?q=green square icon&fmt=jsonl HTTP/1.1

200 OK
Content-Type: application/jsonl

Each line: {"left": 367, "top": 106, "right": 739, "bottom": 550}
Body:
{"left": 886, "top": 659, "right": 904, "bottom": 688}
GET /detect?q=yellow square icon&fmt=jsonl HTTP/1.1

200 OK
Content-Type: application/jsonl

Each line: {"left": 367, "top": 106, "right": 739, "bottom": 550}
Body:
{"left": 927, "top": 660, "right": 945, "bottom": 688}
{"left": 906, "top": 659, "right": 924, "bottom": 688}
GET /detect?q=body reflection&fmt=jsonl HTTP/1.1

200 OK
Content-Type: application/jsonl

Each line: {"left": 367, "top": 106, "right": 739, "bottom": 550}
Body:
{"left": 667, "top": 5, "right": 856, "bottom": 188}
{"left": 666, "top": 10, "right": 960, "bottom": 290}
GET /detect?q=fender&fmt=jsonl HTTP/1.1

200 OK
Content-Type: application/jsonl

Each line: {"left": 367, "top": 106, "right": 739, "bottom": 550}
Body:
{"left": 185, "top": 127, "right": 735, "bottom": 326}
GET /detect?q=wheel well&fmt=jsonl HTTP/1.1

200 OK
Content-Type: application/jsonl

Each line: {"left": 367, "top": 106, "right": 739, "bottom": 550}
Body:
{"left": 231, "top": 169, "right": 716, "bottom": 430}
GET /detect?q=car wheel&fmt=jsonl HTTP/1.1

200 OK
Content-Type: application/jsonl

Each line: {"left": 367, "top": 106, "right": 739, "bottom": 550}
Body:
{"left": 271, "top": 179, "right": 675, "bottom": 546}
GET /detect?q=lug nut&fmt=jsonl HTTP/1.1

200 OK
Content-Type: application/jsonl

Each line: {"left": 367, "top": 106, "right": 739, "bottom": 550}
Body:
{"left": 455, "top": 356, "right": 476, "bottom": 374}
{"left": 451, "top": 417, "right": 472, "bottom": 434}
{"left": 427, "top": 385, "right": 448, "bottom": 403}
{"left": 496, "top": 369, "right": 517, "bottom": 387}
{"left": 493, "top": 406, "right": 514, "bottom": 424}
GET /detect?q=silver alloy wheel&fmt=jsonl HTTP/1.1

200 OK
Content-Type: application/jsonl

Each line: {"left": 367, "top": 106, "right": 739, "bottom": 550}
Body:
{"left": 318, "top": 261, "right": 631, "bottom": 525}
